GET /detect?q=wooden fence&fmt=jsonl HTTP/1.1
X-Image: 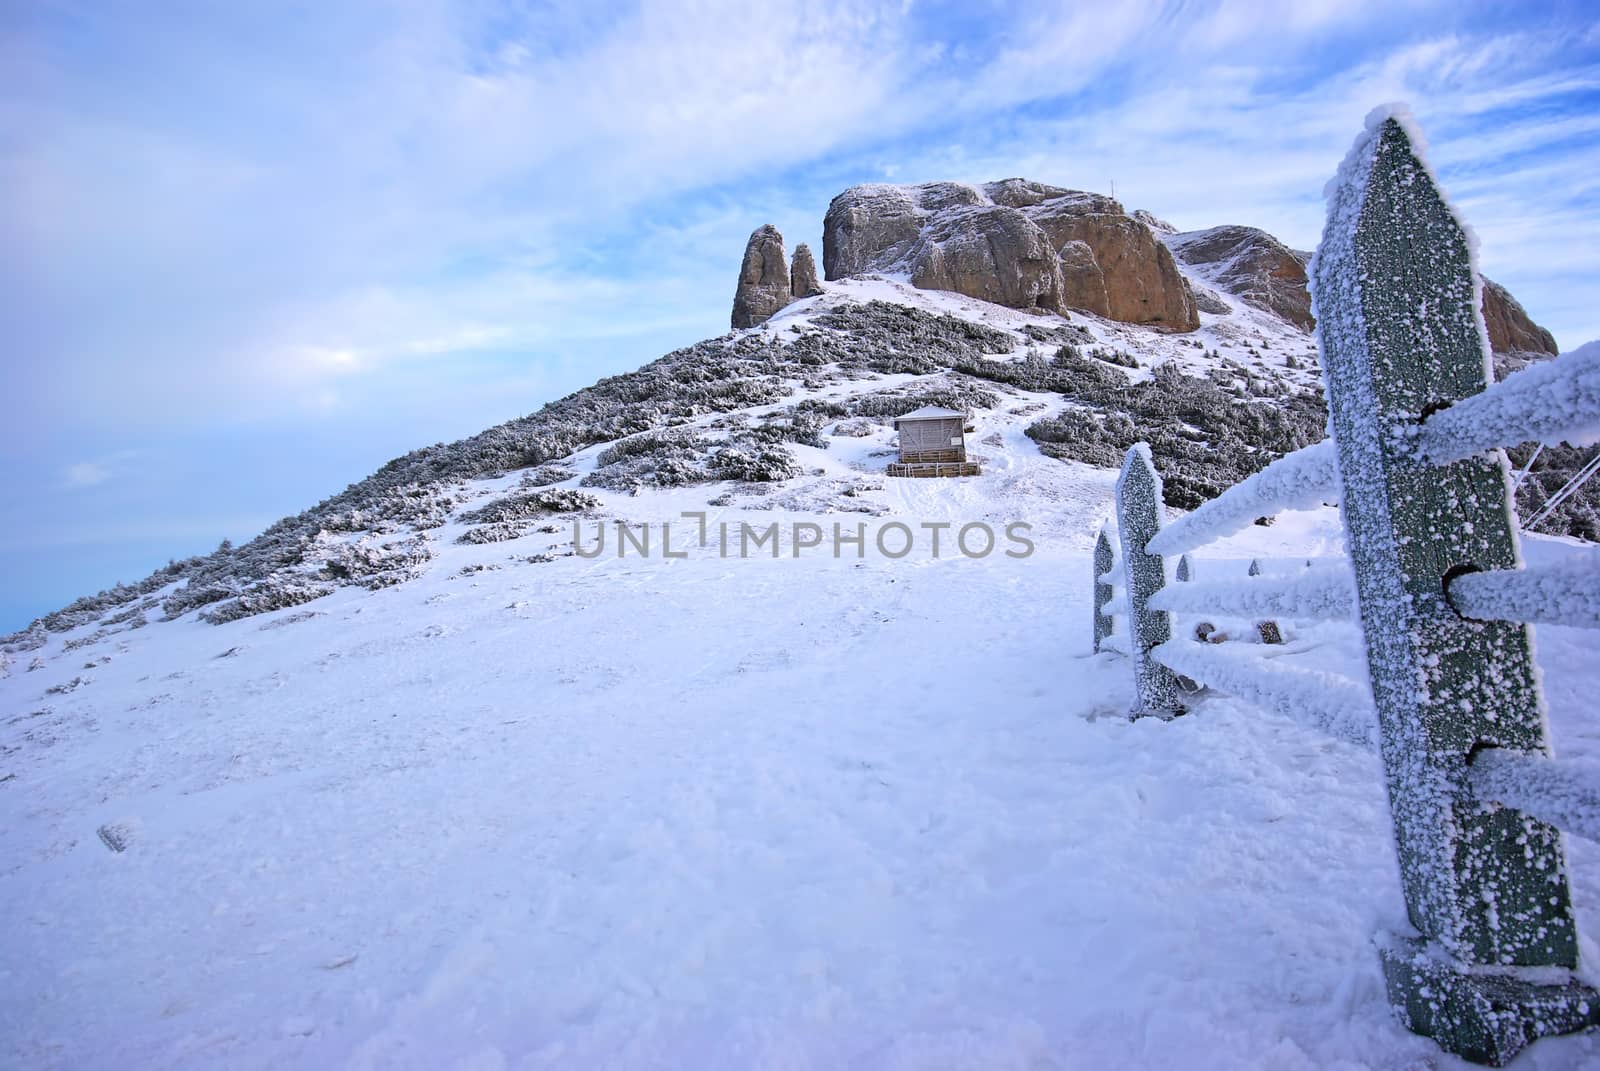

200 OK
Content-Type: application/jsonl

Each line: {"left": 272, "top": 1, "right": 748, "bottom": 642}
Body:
{"left": 1095, "top": 110, "right": 1600, "bottom": 1066}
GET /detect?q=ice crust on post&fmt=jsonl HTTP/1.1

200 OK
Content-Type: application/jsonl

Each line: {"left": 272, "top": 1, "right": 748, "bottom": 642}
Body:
{"left": 1114, "top": 444, "right": 1182, "bottom": 718}
{"left": 1309, "top": 104, "right": 1598, "bottom": 1064}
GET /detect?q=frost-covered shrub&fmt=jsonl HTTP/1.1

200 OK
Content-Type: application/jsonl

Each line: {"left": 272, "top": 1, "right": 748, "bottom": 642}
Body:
{"left": 808, "top": 301, "right": 1017, "bottom": 376}
{"left": 319, "top": 534, "right": 432, "bottom": 589}
{"left": 163, "top": 580, "right": 247, "bottom": 619}
{"left": 832, "top": 419, "right": 876, "bottom": 437}
{"left": 582, "top": 453, "right": 709, "bottom": 491}
{"left": 1088, "top": 346, "right": 1139, "bottom": 369}
{"left": 62, "top": 629, "right": 110, "bottom": 653}
{"left": 456, "top": 522, "right": 530, "bottom": 545}
{"left": 101, "top": 604, "right": 145, "bottom": 628}
{"left": 200, "top": 575, "right": 335, "bottom": 625}
{"left": 1509, "top": 442, "right": 1600, "bottom": 541}
{"left": 743, "top": 411, "right": 828, "bottom": 449}
{"left": 519, "top": 464, "right": 576, "bottom": 489}
{"left": 319, "top": 484, "right": 462, "bottom": 533}
{"left": 838, "top": 379, "right": 1000, "bottom": 420}
{"left": 583, "top": 430, "right": 714, "bottom": 490}
{"left": 1, "top": 625, "right": 48, "bottom": 654}
{"left": 710, "top": 444, "right": 803, "bottom": 482}
{"left": 1021, "top": 322, "right": 1093, "bottom": 346}
{"left": 3, "top": 559, "right": 196, "bottom": 638}
{"left": 595, "top": 430, "right": 708, "bottom": 468}
{"left": 956, "top": 347, "right": 1133, "bottom": 394}
{"left": 459, "top": 488, "right": 602, "bottom": 526}
{"left": 1026, "top": 363, "right": 1326, "bottom": 510}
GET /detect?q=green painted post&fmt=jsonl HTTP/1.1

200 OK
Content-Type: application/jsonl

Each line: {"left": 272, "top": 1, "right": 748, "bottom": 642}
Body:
{"left": 1115, "top": 445, "right": 1182, "bottom": 717}
{"left": 1092, "top": 528, "right": 1115, "bottom": 654}
{"left": 1311, "top": 111, "right": 1596, "bottom": 1064}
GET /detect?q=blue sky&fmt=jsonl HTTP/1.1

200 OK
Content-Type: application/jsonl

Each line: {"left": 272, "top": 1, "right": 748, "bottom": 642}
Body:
{"left": 4, "top": 0, "right": 1598, "bottom": 631}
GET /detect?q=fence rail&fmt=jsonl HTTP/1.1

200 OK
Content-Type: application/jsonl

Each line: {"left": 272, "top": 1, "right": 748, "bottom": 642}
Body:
{"left": 1415, "top": 342, "right": 1600, "bottom": 466}
{"left": 1144, "top": 440, "right": 1339, "bottom": 557}
{"left": 1092, "top": 107, "right": 1600, "bottom": 1066}
{"left": 1468, "top": 750, "right": 1600, "bottom": 846}
{"left": 1150, "top": 639, "right": 1377, "bottom": 749}
{"left": 1148, "top": 570, "right": 1356, "bottom": 620}
{"left": 1446, "top": 550, "right": 1600, "bottom": 629}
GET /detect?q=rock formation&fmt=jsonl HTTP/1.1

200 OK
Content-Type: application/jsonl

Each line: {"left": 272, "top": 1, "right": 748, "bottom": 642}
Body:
{"left": 1481, "top": 278, "right": 1558, "bottom": 356}
{"left": 907, "top": 204, "right": 1064, "bottom": 312}
{"left": 1166, "top": 226, "right": 1558, "bottom": 357}
{"left": 731, "top": 224, "right": 792, "bottom": 329}
{"left": 1165, "top": 226, "right": 1314, "bottom": 330}
{"left": 1133, "top": 209, "right": 1178, "bottom": 235}
{"left": 790, "top": 243, "right": 822, "bottom": 298}
{"left": 822, "top": 180, "right": 1199, "bottom": 330}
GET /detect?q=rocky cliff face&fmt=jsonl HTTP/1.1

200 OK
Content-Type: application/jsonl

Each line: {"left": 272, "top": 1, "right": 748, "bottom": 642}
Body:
{"left": 1481, "top": 278, "right": 1559, "bottom": 357}
{"left": 790, "top": 243, "right": 822, "bottom": 298}
{"left": 1165, "top": 226, "right": 1314, "bottom": 331}
{"left": 1165, "top": 226, "right": 1558, "bottom": 359}
{"left": 731, "top": 224, "right": 793, "bottom": 329}
{"left": 822, "top": 180, "right": 1199, "bottom": 331}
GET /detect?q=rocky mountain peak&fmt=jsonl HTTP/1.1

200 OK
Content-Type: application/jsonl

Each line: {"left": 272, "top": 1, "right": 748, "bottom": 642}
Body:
{"left": 731, "top": 224, "right": 793, "bottom": 329}
{"left": 1165, "top": 225, "right": 1314, "bottom": 331}
{"left": 820, "top": 178, "right": 1199, "bottom": 331}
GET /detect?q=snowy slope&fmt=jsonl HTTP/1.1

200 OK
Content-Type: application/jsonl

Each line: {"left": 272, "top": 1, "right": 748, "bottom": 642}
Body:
{"left": 4, "top": 280, "right": 1599, "bottom": 1068}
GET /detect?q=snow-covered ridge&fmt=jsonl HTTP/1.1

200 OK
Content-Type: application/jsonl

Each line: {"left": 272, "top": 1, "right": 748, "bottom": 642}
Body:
{"left": 5, "top": 277, "right": 1329, "bottom": 652}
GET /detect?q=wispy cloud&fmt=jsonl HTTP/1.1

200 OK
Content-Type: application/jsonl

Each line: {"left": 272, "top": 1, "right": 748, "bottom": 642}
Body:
{"left": 64, "top": 462, "right": 109, "bottom": 488}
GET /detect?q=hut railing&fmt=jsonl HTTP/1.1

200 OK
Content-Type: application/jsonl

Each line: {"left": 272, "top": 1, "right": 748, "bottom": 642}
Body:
{"left": 1093, "top": 108, "right": 1600, "bottom": 1066}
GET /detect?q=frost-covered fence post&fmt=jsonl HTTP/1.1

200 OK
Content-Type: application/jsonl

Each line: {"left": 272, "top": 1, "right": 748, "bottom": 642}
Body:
{"left": 1311, "top": 109, "right": 1597, "bottom": 1064}
{"left": 1246, "top": 560, "right": 1283, "bottom": 644}
{"left": 1092, "top": 528, "right": 1115, "bottom": 654}
{"left": 1115, "top": 445, "right": 1182, "bottom": 717}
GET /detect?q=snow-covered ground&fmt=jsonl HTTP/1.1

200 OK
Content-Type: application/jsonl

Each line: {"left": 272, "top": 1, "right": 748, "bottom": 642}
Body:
{"left": 4, "top": 259, "right": 1597, "bottom": 1067}
{"left": 5, "top": 427, "right": 1599, "bottom": 1068}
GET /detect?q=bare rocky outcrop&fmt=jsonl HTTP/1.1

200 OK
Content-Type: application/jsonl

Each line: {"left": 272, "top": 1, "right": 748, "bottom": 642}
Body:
{"left": 907, "top": 205, "right": 1064, "bottom": 312}
{"left": 1481, "top": 278, "right": 1558, "bottom": 357}
{"left": 1029, "top": 199, "right": 1197, "bottom": 327}
{"left": 1165, "top": 225, "right": 1314, "bottom": 330}
{"left": 1133, "top": 209, "right": 1177, "bottom": 235}
{"left": 1166, "top": 225, "right": 1558, "bottom": 358}
{"left": 822, "top": 179, "right": 1199, "bottom": 330}
{"left": 731, "top": 224, "right": 792, "bottom": 329}
{"left": 822, "top": 185, "right": 929, "bottom": 280}
{"left": 790, "top": 243, "right": 822, "bottom": 298}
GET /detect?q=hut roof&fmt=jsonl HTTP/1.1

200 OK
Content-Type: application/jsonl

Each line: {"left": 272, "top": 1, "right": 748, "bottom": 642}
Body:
{"left": 892, "top": 406, "right": 966, "bottom": 427}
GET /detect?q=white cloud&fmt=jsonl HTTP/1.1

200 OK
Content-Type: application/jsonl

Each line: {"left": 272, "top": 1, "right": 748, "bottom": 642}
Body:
{"left": 65, "top": 462, "right": 109, "bottom": 488}
{"left": 7, "top": 0, "right": 1598, "bottom": 449}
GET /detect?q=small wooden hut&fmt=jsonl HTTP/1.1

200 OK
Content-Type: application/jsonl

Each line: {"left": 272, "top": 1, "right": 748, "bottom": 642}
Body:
{"left": 888, "top": 406, "right": 980, "bottom": 478}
